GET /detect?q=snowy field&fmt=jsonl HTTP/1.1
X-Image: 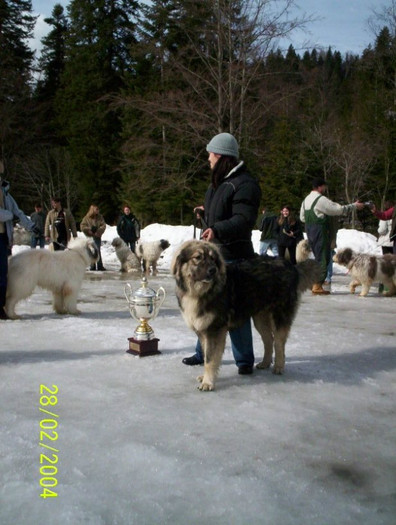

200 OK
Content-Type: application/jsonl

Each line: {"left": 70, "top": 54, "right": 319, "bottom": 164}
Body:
{"left": 0, "top": 225, "right": 395, "bottom": 525}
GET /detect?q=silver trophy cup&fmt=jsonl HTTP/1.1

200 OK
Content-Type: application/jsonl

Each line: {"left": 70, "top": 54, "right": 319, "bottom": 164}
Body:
{"left": 124, "top": 278, "right": 166, "bottom": 354}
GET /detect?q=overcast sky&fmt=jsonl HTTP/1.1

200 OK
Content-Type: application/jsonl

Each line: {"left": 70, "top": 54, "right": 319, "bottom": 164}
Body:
{"left": 30, "top": 0, "right": 380, "bottom": 56}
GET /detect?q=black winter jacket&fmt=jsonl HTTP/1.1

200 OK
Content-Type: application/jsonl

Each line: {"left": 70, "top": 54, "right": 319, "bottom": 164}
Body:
{"left": 203, "top": 161, "right": 261, "bottom": 260}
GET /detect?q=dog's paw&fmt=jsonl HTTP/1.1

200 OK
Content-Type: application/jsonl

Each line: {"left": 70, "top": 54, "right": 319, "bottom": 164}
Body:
{"left": 67, "top": 309, "right": 81, "bottom": 315}
{"left": 272, "top": 366, "right": 284, "bottom": 375}
{"left": 256, "top": 360, "right": 271, "bottom": 370}
{"left": 198, "top": 382, "right": 214, "bottom": 391}
{"left": 4, "top": 312, "right": 19, "bottom": 320}
{"left": 197, "top": 375, "right": 214, "bottom": 391}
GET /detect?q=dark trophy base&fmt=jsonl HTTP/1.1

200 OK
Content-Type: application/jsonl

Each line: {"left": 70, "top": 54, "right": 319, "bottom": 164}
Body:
{"left": 126, "top": 337, "right": 161, "bottom": 357}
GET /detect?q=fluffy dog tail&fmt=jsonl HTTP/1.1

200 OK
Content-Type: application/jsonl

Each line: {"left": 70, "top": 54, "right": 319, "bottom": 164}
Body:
{"left": 297, "top": 259, "right": 321, "bottom": 293}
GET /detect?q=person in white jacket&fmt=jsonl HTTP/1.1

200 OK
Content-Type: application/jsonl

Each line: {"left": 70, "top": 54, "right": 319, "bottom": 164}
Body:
{"left": 300, "top": 177, "right": 364, "bottom": 294}
{"left": 377, "top": 202, "right": 393, "bottom": 256}
{"left": 0, "top": 160, "right": 36, "bottom": 319}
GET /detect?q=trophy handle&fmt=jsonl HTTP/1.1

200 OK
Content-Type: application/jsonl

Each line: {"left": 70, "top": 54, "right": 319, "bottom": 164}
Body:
{"left": 156, "top": 287, "right": 166, "bottom": 309}
{"left": 124, "top": 283, "right": 134, "bottom": 303}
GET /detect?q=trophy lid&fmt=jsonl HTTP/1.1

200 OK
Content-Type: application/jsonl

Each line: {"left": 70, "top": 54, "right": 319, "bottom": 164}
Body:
{"left": 133, "top": 277, "right": 157, "bottom": 299}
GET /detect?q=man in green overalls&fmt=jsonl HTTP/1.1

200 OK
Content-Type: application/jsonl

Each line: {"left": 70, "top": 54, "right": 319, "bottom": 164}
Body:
{"left": 300, "top": 177, "right": 364, "bottom": 294}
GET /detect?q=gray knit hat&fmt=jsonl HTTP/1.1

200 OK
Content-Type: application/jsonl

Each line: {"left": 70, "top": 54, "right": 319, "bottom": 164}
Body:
{"left": 206, "top": 132, "right": 239, "bottom": 158}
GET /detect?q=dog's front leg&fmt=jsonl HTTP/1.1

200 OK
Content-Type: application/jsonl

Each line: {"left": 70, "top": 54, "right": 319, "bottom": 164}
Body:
{"left": 349, "top": 279, "right": 360, "bottom": 294}
{"left": 197, "top": 329, "right": 227, "bottom": 391}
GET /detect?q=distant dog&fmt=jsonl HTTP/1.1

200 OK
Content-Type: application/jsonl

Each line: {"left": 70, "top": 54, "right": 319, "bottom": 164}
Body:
{"left": 171, "top": 240, "right": 320, "bottom": 391}
{"left": 333, "top": 248, "right": 396, "bottom": 296}
{"left": 136, "top": 239, "right": 170, "bottom": 276}
{"left": 5, "top": 238, "right": 99, "bottom": 319}
{"left": 111, "top": 237, "right": 141, "bottom": 272}
{"left": 12, "top": 224, "right": 31, "bottom": 246}
{"left": 296, "top": 238, "right": 311, "bottom": 262}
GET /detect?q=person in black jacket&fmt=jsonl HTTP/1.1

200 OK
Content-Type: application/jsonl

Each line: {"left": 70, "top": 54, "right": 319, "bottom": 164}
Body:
{"left": 116, "top": 205, "right": 140, "bottom": 253}
{"left": 182, "top": 132, "right": 261, "bottom": 375}
{"left": 277, "top": 206, "right": 303, "bottom": 265}
{"left": 258, "top": 208, "right": 279, "bottom": 256}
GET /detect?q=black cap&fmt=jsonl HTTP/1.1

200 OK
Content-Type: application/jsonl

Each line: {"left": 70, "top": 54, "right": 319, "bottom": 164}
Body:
{"left": 312, "top": 177, "right": 327, "bottom": 189}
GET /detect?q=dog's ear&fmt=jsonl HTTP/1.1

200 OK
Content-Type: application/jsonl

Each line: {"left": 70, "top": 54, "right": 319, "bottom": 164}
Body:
{"left": 171, "top": 250, "right": 183, "bottom": 276}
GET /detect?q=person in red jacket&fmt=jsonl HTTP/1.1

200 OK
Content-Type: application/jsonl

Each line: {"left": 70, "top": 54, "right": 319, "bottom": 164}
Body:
{"left": 371, "top": 204, "right": 396, "bottom": 254}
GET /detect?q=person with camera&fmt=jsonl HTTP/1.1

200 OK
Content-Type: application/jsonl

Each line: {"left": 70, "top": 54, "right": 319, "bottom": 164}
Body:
{"left": 45, "top": 197, "right": 77, "bottom": 250}
{"left": 116, "top": 205, "right": 140, "bottom": 253}
{"left": 277, "top": 206, "right": 303, "bottom": 264}
{"left": 80, "top": 204, "right": 107, "bottom": 270}
{"left": 300, "top": 177, "right": 364, "bottom": 294}
{"left": 0, "top": 160, "right": 39, "bottom": 319}
{"left": 370, "top": 202, "right": 396, "bottom": 254}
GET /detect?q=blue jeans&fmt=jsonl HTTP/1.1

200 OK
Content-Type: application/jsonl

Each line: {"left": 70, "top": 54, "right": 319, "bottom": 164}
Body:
{"left": 194, "top": 318, "right": 254, "bottom": 367}
{"left": 0, "top": 233, "right": 9, "bottom": 307}
{"left": 31, "top": 235, "right": 45, "bottom": 249}
{"left": 259, "top": 239, "right": 278, "bottom": 256}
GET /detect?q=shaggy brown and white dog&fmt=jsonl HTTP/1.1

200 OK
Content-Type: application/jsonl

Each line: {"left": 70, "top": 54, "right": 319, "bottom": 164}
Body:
{"left": 296, "top": 238, "right": 312, "bottom": 263}
{"left": 171, "top": 240, "right": 320, "bottom": 391}
{"left": 111, "top": 237, "right": 141, "bottom": 272}
{"left": 136, "top": 239, "right": 170, "bottom": 276}
{"left": 5, "top": 238, "right": 99, "bottom": 319}
{"left": 333, "top": 248, "right": 396, "bottom": 297}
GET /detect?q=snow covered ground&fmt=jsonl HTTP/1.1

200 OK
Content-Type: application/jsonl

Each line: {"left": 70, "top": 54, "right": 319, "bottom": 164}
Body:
{"left": 0, "top": 225, "right": 395, "bottom": 525}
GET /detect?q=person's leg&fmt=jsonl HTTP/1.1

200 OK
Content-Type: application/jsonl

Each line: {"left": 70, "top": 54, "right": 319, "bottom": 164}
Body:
{"left": 229, "top": 319, "right": 254, "bottom": 372}
{"left": 307, "top": 225, "right": 330, "bottom": 294}
{"left": 270, "top": 240, "right": 279, "bottom": 257}
{"left": 30, "top": 235, "right": 37, "bottom": 249}
{"left": 289, "top": 245, "right": 297, "bottom": 265}
{"left": 0, "top": 234, "right": 9, "bottom": 318}
{"left": 95, "top": 238, "right": 106, "bottom": 270}
{"left": 182, "top": 338, "right": 204, "bottom": 365}
{"left": 259, "top": 240, "right": 270, "bottom": 255}
{"left": 278, "top": 245, "right": 286, "bottom": 259}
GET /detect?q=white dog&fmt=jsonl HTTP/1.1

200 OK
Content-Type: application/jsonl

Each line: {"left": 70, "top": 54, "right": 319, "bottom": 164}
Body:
{"left": 296, "top": 238, "right": 311, "bottom": 263}
{"left": 5, "top": 238, "right": 99, "bottom": 319}
{"left": 111, "top": 237, "right": 141, "bottom": 272}
{"left": 333, "top": 248, "right": 396, "bottom": 297}
{"left": 136, "top": 239, "right": 170, "bottom": 276}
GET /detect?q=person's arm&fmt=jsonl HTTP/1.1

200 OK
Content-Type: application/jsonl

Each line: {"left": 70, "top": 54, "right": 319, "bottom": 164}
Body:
{"left": 316, "top": 195, "right": 363, "bottom": 216}
{"left": 95, "top": 215, "right": 106, "bottom": 237}
{"left": 372, "top": 206, "right": 394, "bottom": 221}
{"left": 7, "top": 194, "right": 35, "bottom": 231}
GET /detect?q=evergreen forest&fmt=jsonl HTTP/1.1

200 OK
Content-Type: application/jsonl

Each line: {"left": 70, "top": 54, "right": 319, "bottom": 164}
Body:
{"left": 1, "top": 0, "right": 396, "bottom": 231}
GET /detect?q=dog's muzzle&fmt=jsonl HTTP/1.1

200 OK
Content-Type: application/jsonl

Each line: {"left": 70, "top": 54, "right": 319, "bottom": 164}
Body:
{"left": 201, "top": 265, "right": 217, "bottom": 283}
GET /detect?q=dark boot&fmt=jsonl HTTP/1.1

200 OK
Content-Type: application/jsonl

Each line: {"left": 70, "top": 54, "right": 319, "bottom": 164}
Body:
{"left": 0, "top": 307, "right": 9, "bottom": 320}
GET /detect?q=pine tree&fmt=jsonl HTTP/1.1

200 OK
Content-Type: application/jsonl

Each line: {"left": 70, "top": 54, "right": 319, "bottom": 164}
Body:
{"left": 0, "top": 0, "right": 36, "bottom": 164}
{"left": 55, "top": 0, "right": 139, "bottom": 223}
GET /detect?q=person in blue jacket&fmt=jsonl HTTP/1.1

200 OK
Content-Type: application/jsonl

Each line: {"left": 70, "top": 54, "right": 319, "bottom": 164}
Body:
{"left": 0, "top": 160, "right": 37, "bottom": 319}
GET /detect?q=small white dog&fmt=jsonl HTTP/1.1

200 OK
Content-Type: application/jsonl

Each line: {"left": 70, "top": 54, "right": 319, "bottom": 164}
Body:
{"left": 296, "top": 238, "right": 311, "bottom": 263}
{"left": 111, "top": 237, "right": 141, "bottom": 272}
{"left": 5, "top": 238, "right": 99, "bottom": 319}
{"left": 136, "top": 239, "right": 170, "bottom": 275}
{"left": 333, "top": 248, "right": 396, "bottom": 297}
